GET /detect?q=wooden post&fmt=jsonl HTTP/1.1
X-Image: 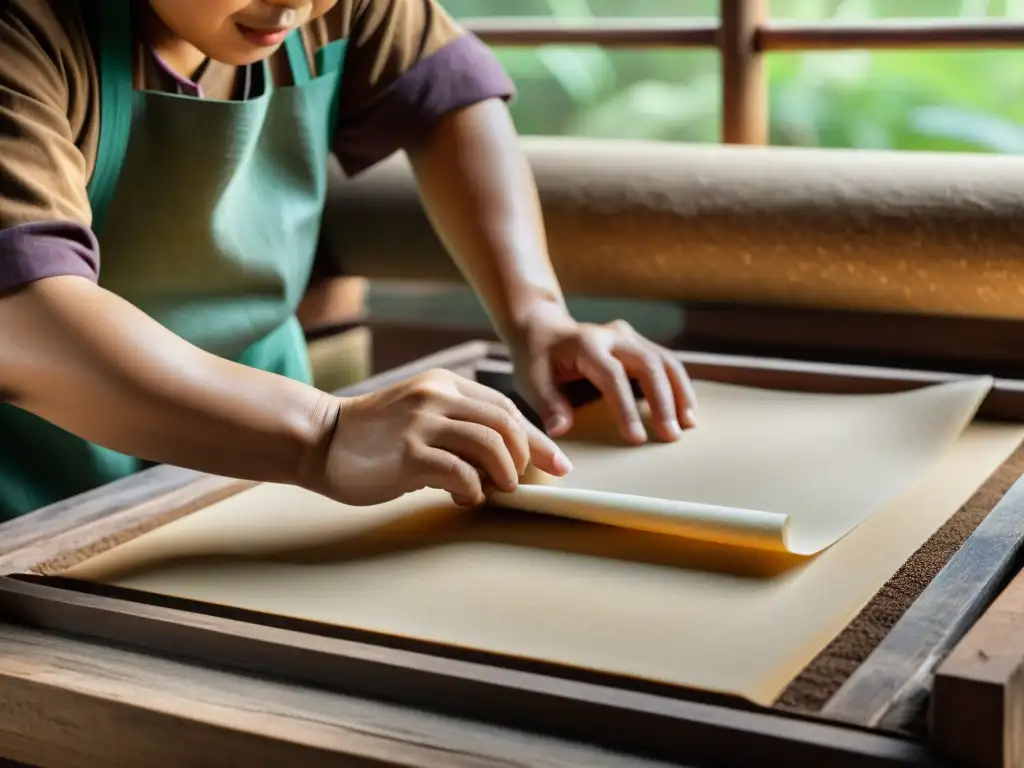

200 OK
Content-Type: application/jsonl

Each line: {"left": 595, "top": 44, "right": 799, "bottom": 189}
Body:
{"left": 930, "top": 564, "right": 1024, "bottom": 768}
{"left": 720, "top": 0, "right": 769, "bottom": 144}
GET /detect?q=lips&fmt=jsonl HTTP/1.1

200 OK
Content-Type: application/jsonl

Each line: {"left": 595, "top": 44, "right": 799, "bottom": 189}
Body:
{"left": 236, "top": 24, "right": 291, "bottom": 47}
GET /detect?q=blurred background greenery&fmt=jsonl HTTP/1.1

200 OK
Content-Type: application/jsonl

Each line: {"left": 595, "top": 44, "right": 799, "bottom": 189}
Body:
{"left": 439, "top": 0, "right": 1024, "bottom": 152}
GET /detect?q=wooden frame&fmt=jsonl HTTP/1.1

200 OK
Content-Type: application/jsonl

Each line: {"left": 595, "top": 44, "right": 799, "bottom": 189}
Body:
{"left": 0, "top": 575, "right": 934, "bottom": 768}
{"left": 1, "top": 340, "right": 1023, "bottom": 766}
{"left": 453, "top": 3, "right": 1024, "bottom": 147}
{"left": 825, "top": 475, "right": 1024, "bottom": 735}
{"left": 673, "top": 304, "right": 1024, "bottom": 380}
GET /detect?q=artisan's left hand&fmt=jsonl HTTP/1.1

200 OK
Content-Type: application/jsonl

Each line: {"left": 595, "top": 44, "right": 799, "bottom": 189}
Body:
{"left": 511, "top": 303, "right": 699, "bottom": 445}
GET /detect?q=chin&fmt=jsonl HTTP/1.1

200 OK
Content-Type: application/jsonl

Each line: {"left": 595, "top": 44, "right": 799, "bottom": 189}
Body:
{"left": 208, "top": 41, "right": 283, "bottom": 66}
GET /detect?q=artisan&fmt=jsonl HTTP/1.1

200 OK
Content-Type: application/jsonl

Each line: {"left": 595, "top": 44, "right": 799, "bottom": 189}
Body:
{"left": 0, "top": 0, "right": 697, "bottom": 522}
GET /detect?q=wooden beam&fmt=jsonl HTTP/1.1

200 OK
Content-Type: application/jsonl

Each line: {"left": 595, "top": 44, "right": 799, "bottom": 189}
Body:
{"left": 460, "top": 18, "right": 718, "bottom": 48}
{"left": 760, "top": 19, "right": 1024, "bottom": 51}
{"left": 0, "top": 577, "right": 936, "bottom": 767}
{"left": 458, "top": 16, "right": 1024, "bottom": 51}
{"left": 0, "top": 620, "right": 675, "bottom": 768}
{"left": 459, "top": 16, "right": 1024, "bottom": 51}
{"left": 674, "top": 305, "right": 1024, "bottom": 379}
{"left": 475, "top": 347, "right": 1024, "bottom": 422}
{"left": 930, "top": 563, "right": 1024, "bottom": 767}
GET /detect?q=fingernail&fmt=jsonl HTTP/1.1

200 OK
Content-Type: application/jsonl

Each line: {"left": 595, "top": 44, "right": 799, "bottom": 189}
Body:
{"left": 662, "top": 420, "right": 682, "bottom": 440}
{"left": 684, "top": 408, "right": 697, "bottom": 427}
{"left": 629, "top": 422, "right": 647, "bottom": 443}
{"left": 553, "top": 452, "right": 574, "bottom": 474}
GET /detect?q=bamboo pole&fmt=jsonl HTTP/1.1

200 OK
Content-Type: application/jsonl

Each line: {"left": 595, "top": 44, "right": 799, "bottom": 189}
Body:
{"left": 459, "top": 17, "right": 1024, "bottom": 51}
{"left": 460, "top": 18, "right": 717, "bottom": 48}
{"left": 760, "top": 19, "right": 1024, "bottom": 50}
{"left": 720, "top": 0, "right": 769, "bottom": 145}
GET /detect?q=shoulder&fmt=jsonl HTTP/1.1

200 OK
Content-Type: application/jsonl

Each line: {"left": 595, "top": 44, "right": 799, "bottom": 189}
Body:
{"left": 2, "top": 0, "right": 91, "bottom": 61}
{"left": 1, "top": 0, "right": 94, "bottom": 113}
{"left": 1, "top": 0, "right": 99, "bottom": 186}
{"left": 309, "top": 0, "right": 465, "bottom": 47}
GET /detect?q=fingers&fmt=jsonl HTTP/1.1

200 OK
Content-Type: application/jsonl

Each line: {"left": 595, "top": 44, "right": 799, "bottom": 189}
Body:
{"left": 431, "top": 420, "right": 520, "bottom": 493}
{"left": 431, "top": 418, "right": 570, "bottom": 499}
{"left": 561, "top": 321, "right": 699, "bottom": 443}
{"left": 615, "top": 342, "right": 681, "bottom": 442}
{"left": 525, "top": 354, "right": 574, "bottom": 437}
{"left": 615, "top": 339, "right": 701, "bottom": 438}
{"left": 664, "top": 353, "right": 699, "bottom": 429}
{"left": 575, "top": 345, "right": 646, "bottom": 445}
{"left": 410, "top": 445, "right": 485, "bottom": 507}
{"left": 405, "top": 378, "right": 572, "bottom": 505}
{"left": 451, "top": 378, "right": 572, "bottom": 477}
{"left": 524, "top": 419, "right": 573, "bottom": 477}
{"left": 446, "top": 388, "right": 531, "bottom": 477}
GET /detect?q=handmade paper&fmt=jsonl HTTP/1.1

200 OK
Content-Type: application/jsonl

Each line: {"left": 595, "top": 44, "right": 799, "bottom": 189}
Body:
{"left": 494, "top": 376, "right": 994, "bottom": 554}
{"left": 62, "top": 378, "right": 1024, "bottom": 705}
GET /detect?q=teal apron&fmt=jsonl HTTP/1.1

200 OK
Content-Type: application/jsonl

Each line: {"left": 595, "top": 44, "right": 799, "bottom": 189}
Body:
{"left": 0, "top": 0, "right": 346, "bottom": 520}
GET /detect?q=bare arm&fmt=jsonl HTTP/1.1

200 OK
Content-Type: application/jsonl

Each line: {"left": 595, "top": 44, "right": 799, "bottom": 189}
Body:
{"left": 407, "top": 98, "right": 570, "bottom": 346}
{"left": 407, "top": 98, "right": 697, "bottom": 442}
{"left": 0, "top": 276, "right": 338, "bottom": 485}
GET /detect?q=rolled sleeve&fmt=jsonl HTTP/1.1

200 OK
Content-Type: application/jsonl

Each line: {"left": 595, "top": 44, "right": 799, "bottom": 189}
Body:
{"left": 1, "top": 1, "right": 99, "bottom": 292}
{"left": 332, "top": 0, "right": 515, "bottom": 175}
{"left": 0, "top": 222, "right": 99, "bottom": 293}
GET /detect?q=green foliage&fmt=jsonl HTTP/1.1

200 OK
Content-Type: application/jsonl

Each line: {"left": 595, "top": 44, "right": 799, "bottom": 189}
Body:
{"left": 440, "top": 0, "right": 1024, "bottom": 152}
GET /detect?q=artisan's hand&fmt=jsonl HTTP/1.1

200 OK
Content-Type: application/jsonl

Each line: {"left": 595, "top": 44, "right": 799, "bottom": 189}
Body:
{"left": 320, "top": 369, "right": 572, "bottom": 508}
{"left": 512, "top": 303, "right": 699, "bottom": 445}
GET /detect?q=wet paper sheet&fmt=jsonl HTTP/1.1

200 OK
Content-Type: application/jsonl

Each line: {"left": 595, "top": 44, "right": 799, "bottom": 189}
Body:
{"left": 62, "top": 377, "right": 1024, "bottom": 705}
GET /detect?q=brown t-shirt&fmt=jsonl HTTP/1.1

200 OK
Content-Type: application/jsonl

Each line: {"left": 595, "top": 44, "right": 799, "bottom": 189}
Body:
{"left": 0, "top": 0, "right": 514, "bottom": 291}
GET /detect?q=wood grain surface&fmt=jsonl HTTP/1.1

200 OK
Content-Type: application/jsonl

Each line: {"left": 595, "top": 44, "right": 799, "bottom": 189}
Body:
{"left": 931, "top": 548, "right": 1024, "bottom": 768}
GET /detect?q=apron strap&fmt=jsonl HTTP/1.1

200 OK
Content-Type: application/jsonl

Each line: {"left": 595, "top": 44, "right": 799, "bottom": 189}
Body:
{"left": 315, "top": 40, "right": 347, "bottom": 78}
{"left": 83, "top": 0, "right": 134, "bottom": 235}
{"left": 283, "top": 32, "right": 347, "bottom": 85}
{"left": 283, "top": 33, "right": 314, "bottom": 86}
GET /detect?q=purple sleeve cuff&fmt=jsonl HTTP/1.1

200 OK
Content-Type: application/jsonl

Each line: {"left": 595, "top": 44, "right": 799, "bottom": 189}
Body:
{"left": 333, "top": 34, "right": 516, "bottom": 176}
{"left": 0, "top": 221, "right": 100, "bottom": 293}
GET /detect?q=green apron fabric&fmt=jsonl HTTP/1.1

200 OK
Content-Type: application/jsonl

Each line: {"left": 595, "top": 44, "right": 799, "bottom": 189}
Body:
{"left": 0, "top": 1, "right": 346, "bottom": 520}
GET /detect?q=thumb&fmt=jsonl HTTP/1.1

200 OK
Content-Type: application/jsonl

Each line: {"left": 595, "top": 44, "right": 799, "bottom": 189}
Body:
{"left": 523, "top": 355, "right": 574, "bottom": 437}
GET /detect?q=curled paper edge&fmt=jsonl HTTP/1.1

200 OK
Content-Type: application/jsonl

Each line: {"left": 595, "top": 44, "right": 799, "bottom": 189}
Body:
{"left": 489, "top": 485, "right": 792, "bottom": 553}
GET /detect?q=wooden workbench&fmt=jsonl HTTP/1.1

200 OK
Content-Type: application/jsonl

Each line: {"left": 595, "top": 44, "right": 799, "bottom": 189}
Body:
{"left": 0, "top": 340, "right": 1022, "bottom": 768}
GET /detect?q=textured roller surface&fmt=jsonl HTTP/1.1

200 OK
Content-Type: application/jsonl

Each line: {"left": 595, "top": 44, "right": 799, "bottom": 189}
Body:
{"left": 321, "top": 138, "right": 1024, "bottom": 318}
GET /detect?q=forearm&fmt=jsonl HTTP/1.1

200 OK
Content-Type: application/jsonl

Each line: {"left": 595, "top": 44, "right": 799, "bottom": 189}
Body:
{"left": 0, "top": 276, "right": 337, "bottom": 486}
{"left": 407, "top": 99, "right": 568, "bottom": 343}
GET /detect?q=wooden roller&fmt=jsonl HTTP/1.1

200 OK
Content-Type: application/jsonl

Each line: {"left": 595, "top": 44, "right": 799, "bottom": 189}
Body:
{"left": 320, "top": 137, "right": 1024, "bottom": 320}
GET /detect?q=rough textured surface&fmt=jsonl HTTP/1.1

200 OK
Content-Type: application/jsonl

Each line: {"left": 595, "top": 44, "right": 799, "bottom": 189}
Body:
{"left": 776, "top": 443, "right": 1024, "bottom": 715}
{"left": 323, "top": 138, "right": 1024, "bottom": 319}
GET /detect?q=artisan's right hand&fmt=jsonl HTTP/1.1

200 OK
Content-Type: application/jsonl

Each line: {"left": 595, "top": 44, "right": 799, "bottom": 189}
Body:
{"left": 319, "top": 369, "right": 573, "bottom": 507}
